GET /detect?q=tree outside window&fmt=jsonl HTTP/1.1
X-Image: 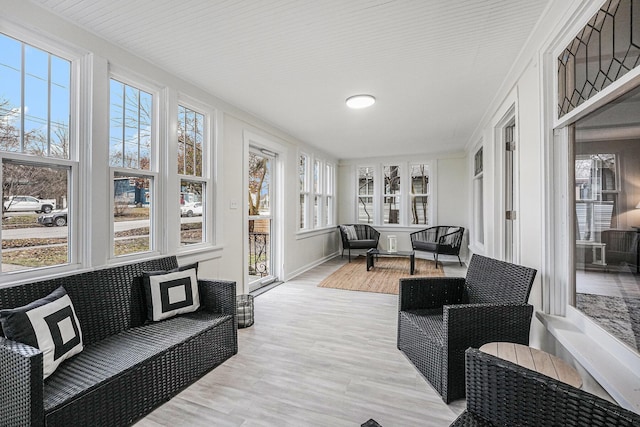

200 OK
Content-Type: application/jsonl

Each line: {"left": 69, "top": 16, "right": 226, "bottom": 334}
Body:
{"left": 0, "top": 33, "right": 73, "bottom": 272}
{"left": 358, "top": 167, "right": 374, "bottom": 224}
{"left": 383, "top": 165, "right": 400, "bottom": 224}
{"left": 109, "top": 79, "right": 154, "bottom": 257}
{"left": 109, "top": 79, "right": 152, "bottom": 170}
{"left": 410, "top": 164, "right": 429, "bottom": 225}
{"left": 299, "top": 154, "right": 309, "bottom": 229}
{"left": 178, "top": 104, "right": 206, "bottom": 246}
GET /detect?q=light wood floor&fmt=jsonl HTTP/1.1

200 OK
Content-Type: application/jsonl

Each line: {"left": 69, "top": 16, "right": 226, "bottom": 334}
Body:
{"left": 136, "top": 256, "right": 466, "bottom": 427}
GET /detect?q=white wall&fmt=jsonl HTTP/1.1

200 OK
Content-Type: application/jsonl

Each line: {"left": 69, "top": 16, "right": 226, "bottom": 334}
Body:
{"left": 465, "top": 0, "right": 640, "bottom": 409}
{"left": 338, "top": 152, "right": 468, "bottom": 256}
{"left": 0, "top": 2, "right": 338, "bottom": 293}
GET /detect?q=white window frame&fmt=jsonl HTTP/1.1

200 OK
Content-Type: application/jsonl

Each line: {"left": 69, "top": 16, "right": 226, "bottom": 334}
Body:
{"left": 540, "top": 1, "right": 640, "bottom": 412}
{"left": 356, "top": 165, "right": 375, "bottom": 225}
{"left": 355, "top": 161, "right": 435, "bottom": 227}
{"left": 298, "top": 152, "right": 310, "bottom": 230}
{"left": 108, "top": 72, "right": 160, "bottom": 261}
{"left": 325, "top": 162, "right": 335, "bottom": 226}
{"left": 313, "top": 158, "right": 322, "bottom": 227}
{"left": 471, "top": 144, "right": 484, "bottom": 250}
{"left": 409, "top": 162, "right": 430, "bottom": 226}
{"left": 176, "top": 96, "right": 212, "bottom": 249}
{"left": 298, "top": 152, "right": 334, "bottom": 232}
{"left": 382, "top": 164, "right": 401, "bottom": 225}
{"left": 0, "top": 29, "right": 81, "bottom": 279}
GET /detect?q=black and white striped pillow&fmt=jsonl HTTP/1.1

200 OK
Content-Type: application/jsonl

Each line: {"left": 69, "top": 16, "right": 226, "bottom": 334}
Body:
{"left": 0, "top": 286, "right": 83, "bottom": 378}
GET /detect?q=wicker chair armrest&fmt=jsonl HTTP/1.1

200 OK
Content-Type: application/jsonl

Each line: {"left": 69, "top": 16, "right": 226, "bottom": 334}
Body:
{"left": 0, "top": 337, "right": 44, "bottom": 426}
{"left": 461, "top": 348, "right": 640, "bottom": 426}
{"left": 198, "top": 279, "right": 236, "bottom": 315}
{"left": 370, "top": 227, "right": 380, "bottom": 243}
{"left": 399, "top": 277, "right": 465, "bottom": 311}
{"left": 443, "top": 303, "right": 534, "bottom": 346}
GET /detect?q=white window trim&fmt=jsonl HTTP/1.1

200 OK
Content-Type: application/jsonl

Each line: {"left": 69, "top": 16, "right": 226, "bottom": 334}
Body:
{"left": 355, "top": 160, "right": 435, "bottom": 227}
{"left": 408, "top": 162, "right": 431, "bottom": 227}
{"left": 325, "top": 162, "right": 335, "bottom": 226}
{"left": 107, "top": 71, "right": 162, "bottom": 261}
{"left": 298, "top": 152, "right": 335, "bottom": 232}
{"left": 469, "top": 141, "right": 485, "bottom": 253}
{"left": 382, "top": 163, "right": 402, "bottom": 225}
{"left": 541, "top": 1, "right": 640, "bottom": 413}
{"left": 298, "top": 152, "right": 310, "bottom": 231}
{"left": 0, "top": 29, "right": 82, "bottom": 282}
{"left": 176, "top": 94, "right": 214, "bottom": 251}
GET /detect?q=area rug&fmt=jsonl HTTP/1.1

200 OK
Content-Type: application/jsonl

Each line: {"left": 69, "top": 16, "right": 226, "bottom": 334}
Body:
{"left": 576, "top": 292, "right": 640, "bottom": 352}
{"left": 318, "top": 256, "right": 442, "bottom": 294}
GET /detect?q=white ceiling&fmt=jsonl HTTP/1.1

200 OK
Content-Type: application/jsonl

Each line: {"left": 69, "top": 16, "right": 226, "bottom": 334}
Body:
{"left": 29, "top": 0, "right": 551, "bottom": 160}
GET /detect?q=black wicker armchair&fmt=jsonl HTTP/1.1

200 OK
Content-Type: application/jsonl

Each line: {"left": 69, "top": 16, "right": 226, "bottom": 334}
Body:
{"left": 397, "top": 254, "right": 536, "bottom": 403}
{"left": 337, "top": 224, "right": 380, "bottom": 261}
{"left": 451, "top": 348, "right": 640, "bottom": 426}
{"left": 410, "top": 226, "right": 464, "bottom": 268}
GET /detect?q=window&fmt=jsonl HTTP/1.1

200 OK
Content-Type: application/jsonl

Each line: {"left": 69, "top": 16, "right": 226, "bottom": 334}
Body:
{"left": 178, "top": 104, "right": 207, "bottom": 246}
{"left": 383, "top": 165, "right": 400, "bottom": 224}
{"left": 356, "top": 162, "right": 433, "bottom": 226}
{"left": 299, "top": 154, "right": 309, "bottom": 229}
{"left": 569, "top": 82, "right": 640, "bottom": 356}
{"left": 298, "top": 154, "right": 334, "bottom": 231}
{"left": 358, "top": 166, "right": 374, "bottom": 224}
{"left": 0, "top": 33, "right": 74, "bottom": 273}
{"left": 109, "top": 78, "right": 154, "bottom": 257}
{"left": 575, "top": 154, "right": 618, "bottom": 241}
{"left": 313, "top": 159, "right": 321, "bottom": 227}
{"left": 557, "top": 0, "right": 638, "bottom": 117}
{"left": 473, "top": 147, "right": 484, "bottom": 245}
{"left": 410, "top": 163, "right": 429, "bottom": 224}
{"left": 325, "top": 163, "right": 334, "bottom": 226}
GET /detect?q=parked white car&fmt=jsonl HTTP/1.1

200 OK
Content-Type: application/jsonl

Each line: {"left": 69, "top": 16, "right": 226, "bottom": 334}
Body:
{"left": 3, "top": 195, "right": 57, "bottom": 213}
{"left": 180, "top": 202, "right": 202, "bottom": 217}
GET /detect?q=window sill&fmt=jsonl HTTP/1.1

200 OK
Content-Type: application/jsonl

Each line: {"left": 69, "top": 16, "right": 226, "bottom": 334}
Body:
{"left": 176, "top": 245, "right": 223, "bottom": 264}
{"left": 536, "top": 309, "right": 640, "bottom": 413}
{"left": 296, "top": 226, "right": 337, "bottom": 239}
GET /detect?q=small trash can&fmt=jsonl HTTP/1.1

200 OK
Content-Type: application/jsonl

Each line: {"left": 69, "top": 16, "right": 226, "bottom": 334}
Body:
{"left": 236, "top": 294, "right": 254, "bottom": 328}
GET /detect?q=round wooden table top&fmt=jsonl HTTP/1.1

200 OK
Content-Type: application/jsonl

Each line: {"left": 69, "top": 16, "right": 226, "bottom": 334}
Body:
{"left": 479, "top": 342, "right": 583, "bottom": 388}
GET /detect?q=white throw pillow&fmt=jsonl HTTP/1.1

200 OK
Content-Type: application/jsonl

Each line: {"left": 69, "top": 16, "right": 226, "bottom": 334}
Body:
{"left": 143, "top": 268, "right": 200, "bottom": 321}
{"left": 0, "top": 286, "right": 83, "bottom": 379}
{"left": 342, "top": 225, "right": 359, "bottom": 241}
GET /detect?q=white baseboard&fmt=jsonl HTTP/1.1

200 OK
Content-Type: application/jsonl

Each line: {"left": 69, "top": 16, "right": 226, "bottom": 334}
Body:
{"left": 284, "top": 252, "right": 340, "bottom": 281}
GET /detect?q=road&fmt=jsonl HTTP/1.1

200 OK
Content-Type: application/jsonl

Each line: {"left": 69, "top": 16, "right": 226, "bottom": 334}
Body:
{"left": 2, "top": 217, "right": 202, "bottom": 239}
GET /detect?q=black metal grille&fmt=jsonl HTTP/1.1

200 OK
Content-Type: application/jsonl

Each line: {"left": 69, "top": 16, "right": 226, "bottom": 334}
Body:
{"left": 248, "top": 231, "right": 269, "bottom": 277}
{"left": 558, "top": 0, "right": 640, "bottom": 118}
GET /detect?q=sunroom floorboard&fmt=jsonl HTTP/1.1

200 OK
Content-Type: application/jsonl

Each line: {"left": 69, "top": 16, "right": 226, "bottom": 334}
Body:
{"left": 136, "top": 256, "right": 466, "bottom": 427}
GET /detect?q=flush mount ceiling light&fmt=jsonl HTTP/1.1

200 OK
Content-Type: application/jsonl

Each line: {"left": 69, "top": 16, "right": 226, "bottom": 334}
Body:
{"left": 346, "top": 94, "right": 376, "bottom": 109}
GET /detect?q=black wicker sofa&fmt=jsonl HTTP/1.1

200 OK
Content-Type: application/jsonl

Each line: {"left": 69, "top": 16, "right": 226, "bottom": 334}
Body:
{"left": 0, "top": 256, "right": 237, "bottom": 426}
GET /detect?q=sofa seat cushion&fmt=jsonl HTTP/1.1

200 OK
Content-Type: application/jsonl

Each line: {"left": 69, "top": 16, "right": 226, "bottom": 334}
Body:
{"left": 401, "top": 309, "right": 445, "bottom": 346}
{"left": 412, "top": 240, "right": 438, "bottom": 251}
{"left": 43, "top": 310, "right": 232, "bottom": 412}
{"left": 348, "top": 239, "right": 377, "bottom": 249}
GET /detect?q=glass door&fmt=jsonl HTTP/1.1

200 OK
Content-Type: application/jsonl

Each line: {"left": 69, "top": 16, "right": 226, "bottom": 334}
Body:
{"left": 248, "top": 149, "right": 276, "bottom": 291}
